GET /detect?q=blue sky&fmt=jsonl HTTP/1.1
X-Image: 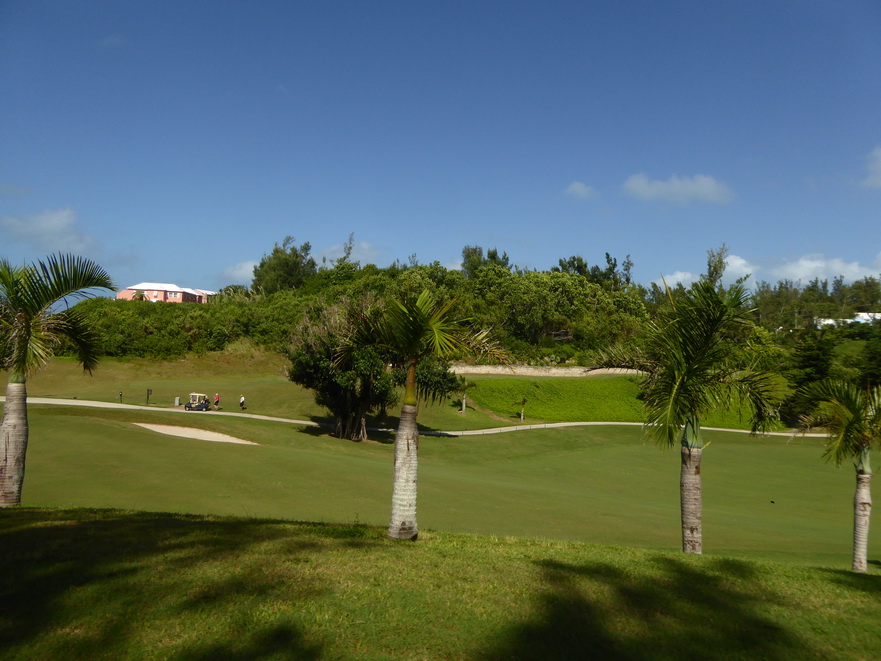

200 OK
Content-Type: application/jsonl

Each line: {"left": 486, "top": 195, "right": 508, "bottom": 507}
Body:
{"left": 2, "top": 1, "right": 880, "bottom": 292}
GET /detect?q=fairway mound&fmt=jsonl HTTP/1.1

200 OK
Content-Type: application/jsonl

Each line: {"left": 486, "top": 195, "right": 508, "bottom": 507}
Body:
{"left": 132, "top": 423, "right": 258, "bottom": 445}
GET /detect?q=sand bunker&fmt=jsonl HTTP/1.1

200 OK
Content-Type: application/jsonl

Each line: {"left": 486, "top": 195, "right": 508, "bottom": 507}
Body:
{"left": 132, "top": 423, "right": 258, "bottom": 445}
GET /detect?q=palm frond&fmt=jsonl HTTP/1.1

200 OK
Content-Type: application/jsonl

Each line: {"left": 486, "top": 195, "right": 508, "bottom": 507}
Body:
{"left": 1, "top": 253, "right": 114, "bottom": 379}
{"left": 15, "top": 254, "right": 113, "bottom": 317}
{"left": 618, "top": 278, "right": 779, "bottom": 446}
{"left": 797, "top": 380, "right": 881, "bottom": 466}
{"left": 53, "top": 308, "right": 102, "bottom": 373}
{"left": 336, "top": 289, "right": 508, "bottom": 376}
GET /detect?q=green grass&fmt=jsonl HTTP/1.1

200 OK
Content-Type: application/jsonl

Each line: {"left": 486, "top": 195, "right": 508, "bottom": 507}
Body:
{"left": 468, "top": 375, "right": 645, "bottom": 423}
{"left": 16, "top": 354, "right": 789, "bottom": 432}
{"left": 467, "top": 375, "right": 788, "bottom": 430}
{"left": 4, "top": 354, "right": 881, "bottom": 658}
{"left": 17, "top": 354, "right": 511, "bottom": 432}
{"left": 14, "top": 405, "right": 878, "bottom": 568}
{"left": 1, "top": 507, "right": 880, "bottom": 660}
{"left": 21, "top": 351, "right": 326, "bottom": 421}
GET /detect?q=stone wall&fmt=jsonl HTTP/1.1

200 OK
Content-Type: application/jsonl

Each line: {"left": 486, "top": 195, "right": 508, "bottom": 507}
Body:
{"left": 450, "top": 364, "right": 640, "bottom": 378}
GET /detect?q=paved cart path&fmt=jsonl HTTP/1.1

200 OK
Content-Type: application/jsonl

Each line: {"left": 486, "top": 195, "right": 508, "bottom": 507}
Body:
{"left": 2, "top": 396, "right": 824, "bottom": 439}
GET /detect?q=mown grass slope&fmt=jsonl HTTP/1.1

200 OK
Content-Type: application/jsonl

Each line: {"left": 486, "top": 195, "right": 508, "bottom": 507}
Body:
{"left": 467, "top": 375, "right": 788, "bottom": 430}
{"left": 15, "top": 406, "right": 876, "bottom": 567}
{"left": 19, "top": 353, "right": 511, "bottom": 432}
{"left": 1, "top": 508, "right": 879, "bottom": 660}
{"left": 17, "top": 353, "right": 786, "bottom": 431}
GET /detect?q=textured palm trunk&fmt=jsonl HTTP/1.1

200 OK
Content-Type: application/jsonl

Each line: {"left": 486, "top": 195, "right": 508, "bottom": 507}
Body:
{"left": 0, "top": 380, "right": 29, "bottom": 507}
{"left": 389, "top": 359, "right": 419, "bottom": 540}
{"left": 461, "top": 394, "right": 466, "bottom": 413}
{"left": 852, "top": 465, "right": 872, "bottom": 573}
{"left": 680, "top": 417, "right": 703, "bottom": 554}
{"left": 358, "top": 414, "right": 367, "bottom": 442}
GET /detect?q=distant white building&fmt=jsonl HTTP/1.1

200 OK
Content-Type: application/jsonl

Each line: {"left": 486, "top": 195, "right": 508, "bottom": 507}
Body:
{"left": 116, "top": 282, "right": 216, "bottom": 304}
{"left": 815, "top": 312, "right": 881, "bottom": 327}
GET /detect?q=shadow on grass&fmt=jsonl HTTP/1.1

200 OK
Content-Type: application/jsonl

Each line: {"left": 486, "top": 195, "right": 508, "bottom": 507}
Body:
{"left": 174, "top": 624, "right": 323, "bottom": 661}
{"left": 481, "top": 555, "right": 821, "bottom": 661}
{"left": 0, "top": 508, "right": 381, "bottom": 659}
{"left": 816, "top": 566, "right": 881, "bottom": 596}
{"left": 297, "top": 421, "right": 396, "bottom": 444}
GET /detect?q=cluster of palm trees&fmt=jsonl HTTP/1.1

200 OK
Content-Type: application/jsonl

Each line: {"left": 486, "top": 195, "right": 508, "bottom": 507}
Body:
{"left": 2, "top": 253, "right": 878, "bottom": 572}
{"left": 596, "top": 277, "right": 879, "bottom": 571}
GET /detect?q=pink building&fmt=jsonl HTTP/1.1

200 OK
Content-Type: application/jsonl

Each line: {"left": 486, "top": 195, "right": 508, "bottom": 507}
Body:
{"left": 116, "top": 282, "right": 216, "bottom": 304}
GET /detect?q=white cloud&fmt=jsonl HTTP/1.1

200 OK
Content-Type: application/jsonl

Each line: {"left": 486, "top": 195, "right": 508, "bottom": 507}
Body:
{"left": 653, "top": 271, "right": 698, "bottom": 288}
{"left": 768, "top": 253, "right": 880, "bottom": 283}
{"left": 653, "top": 253, "right": 880, "bottom": 291}
{"left": 0, "top": 208, "right": 95, "bottom": 253}
{"left": 653, "top": 254, "right": 759, "bottom": 289}
{"left": 860, "top": 146, "right": 881, "bottom": 189}
{"left": 221, "top": 260, "right": 258, "bottom": 285}
{"left": 622, "top": 173, "right": 734, "bottom": 204}
{"left": 725, "top": 254, "right": 757, "bottom": 280}
{"left": 564, "top": 181, "right": 597, "bottom": 199}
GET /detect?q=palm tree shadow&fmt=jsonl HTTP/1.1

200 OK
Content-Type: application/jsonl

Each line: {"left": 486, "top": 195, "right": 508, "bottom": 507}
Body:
{"left": 296, "top": 421, "right": 395, "bottom": 444}
{"left": 0, "top": 509, "right": 384, "bottom": 658}
{"left": 815, "top": 566, "right": 881, "bottom": 596}
{"left": 175, "top": 623, "right": 323, "bottom": 660}
{"left": 480, "top": 555, "right": 821, "bottom": 660}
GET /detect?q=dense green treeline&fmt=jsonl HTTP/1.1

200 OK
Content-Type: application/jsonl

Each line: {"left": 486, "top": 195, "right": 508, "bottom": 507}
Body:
{"left": 750, "top": 275, "right": 881, "bottom": 329}
{"left": 73, "top": 244, "right": 649, "bottom": 364}
{"left": 69, "top": 242, "right": 881, "bottom": 396}
{"left": 73, "top": 291, "right": 307, "bottom": 358}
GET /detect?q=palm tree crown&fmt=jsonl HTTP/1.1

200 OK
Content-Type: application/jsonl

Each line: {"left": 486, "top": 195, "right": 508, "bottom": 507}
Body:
{"left": 604, "top": 279, "right": 779, "bottom": 446}
{"left": 1, "top": 254, "right": 115, "bottom": 381}
{"left": 798, "top": 380, "right": 881, "bottom": 471}
{"left": 346, "top": 289, "right": 504, "bottom": 405}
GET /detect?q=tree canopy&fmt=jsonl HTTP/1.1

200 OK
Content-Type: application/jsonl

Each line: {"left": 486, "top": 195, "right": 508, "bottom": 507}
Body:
{"left": 251, "top": 236, "right": 317, "bottom": 294}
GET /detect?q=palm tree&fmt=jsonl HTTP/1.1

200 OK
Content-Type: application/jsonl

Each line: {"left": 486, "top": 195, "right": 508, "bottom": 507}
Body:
{"left": 0, "top": 254, "right": 115, "bottom": 507}
{"left": 344, "top": 289, "right": 506, "bottom": 540}
{"left": 797, "top": 380, "right": 881, "bottom": 572}
{"left": 457, "top": 375, "right": 478, "bottom": 413}
{"left": 596, "top": 279, "right": 779, "bottom": 554}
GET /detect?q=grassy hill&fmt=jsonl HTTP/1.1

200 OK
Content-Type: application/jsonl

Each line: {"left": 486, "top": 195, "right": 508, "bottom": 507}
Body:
{"left": 1, "top": 508, "right": 879, "bottom": 660}
{"left": 18, "top": 352, "right": 782, "bottom": 432}
{"left": 2, "top": 352, "right": 880, "bottom": 658}
{"left": 13, "top": 405, "right": 872, "bottom": 567}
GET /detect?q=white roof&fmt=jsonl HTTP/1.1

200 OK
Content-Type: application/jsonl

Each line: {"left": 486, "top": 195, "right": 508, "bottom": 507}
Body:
{"left": 125, "top": 283, "right": 214, "bottom": 296}
{"left": 126, "top": 282, "right": 186, "bottom": 293}
{"left": 816, "top": 312, "right": 881, "bottom": 326}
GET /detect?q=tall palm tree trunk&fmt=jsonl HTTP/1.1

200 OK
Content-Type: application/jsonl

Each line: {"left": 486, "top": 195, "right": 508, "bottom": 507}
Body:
{"left": 389, "top": 360, "right": 419, "bottom": 540}
{"left": 0, "top": 380, "right": 28, "bottom": 507}
{"left": 680, "top": 418, "right": 703, "bottom": 554}
{"left": 852, "top": 462, "right": 872, "bottom": 573}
